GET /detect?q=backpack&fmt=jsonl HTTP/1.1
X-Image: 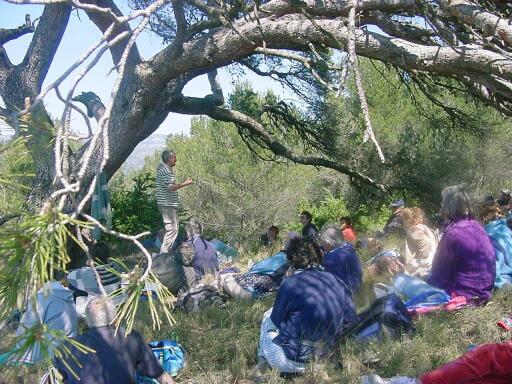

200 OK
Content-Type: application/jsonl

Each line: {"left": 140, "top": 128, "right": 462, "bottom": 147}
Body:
{"left": 175, "top": 284, "right": 228, "bottom": 312}
{"left": 340, "top": 293, "right": 415, "bottom": 342}
{"left": 149, "top": 339, "right": 186, "bottom": 376}
{"left": 136, "top": 339, "right": 186, "bottom": 383}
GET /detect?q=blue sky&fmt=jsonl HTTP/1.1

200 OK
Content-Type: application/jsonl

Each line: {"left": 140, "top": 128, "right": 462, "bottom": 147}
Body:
{"left": 0, "top": 1, "right": 285, "bottom": 136}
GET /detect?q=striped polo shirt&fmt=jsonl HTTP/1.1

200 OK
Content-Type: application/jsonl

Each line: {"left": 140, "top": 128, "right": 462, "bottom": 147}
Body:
{"left": 156, "top": 161, "right": 180, "bottom": 207}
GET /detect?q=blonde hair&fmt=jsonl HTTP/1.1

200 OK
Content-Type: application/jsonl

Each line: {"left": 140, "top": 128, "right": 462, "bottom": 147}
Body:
{"left": 401, "top": 207, "right": 425, "bottom": 228}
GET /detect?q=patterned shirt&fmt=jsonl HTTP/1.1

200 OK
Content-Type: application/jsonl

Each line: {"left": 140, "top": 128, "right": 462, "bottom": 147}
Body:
{"left": 235, "top": 273, "right": 277, "bottom": 298}
{"left": 155, "top": 161, "right": 180, "bottom": 207}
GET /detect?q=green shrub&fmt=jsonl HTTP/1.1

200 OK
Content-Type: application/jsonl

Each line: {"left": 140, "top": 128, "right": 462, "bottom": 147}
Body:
{"left": 110, "top": 172, "right": 161, "bottom": 235}
{"left": 292, "top": 193, "right": 349, "bottom": 231}
{"left": 289, "top": 194, "right": 390, "bottom": 236}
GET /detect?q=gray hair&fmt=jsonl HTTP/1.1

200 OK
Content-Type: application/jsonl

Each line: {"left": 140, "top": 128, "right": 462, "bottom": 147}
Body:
{"left": 161, "top": 149, "right": 175, "bottom": 163}
{"left": 440, "top": 184, "right": 474, "bottom": 219}
{"left": 185, "top": 218, "right": 203, "bottom": 238}
{"left": 85, "top": 297, "right": 116, "bottom": 328}
{"left": 319, "top": 223, "right": 344, "bottom": 249}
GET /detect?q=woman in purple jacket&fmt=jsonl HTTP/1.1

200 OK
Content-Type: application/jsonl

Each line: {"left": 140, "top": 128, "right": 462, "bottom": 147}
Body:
{"left": 427, "top": 185, "right": 496, "bottom": 305}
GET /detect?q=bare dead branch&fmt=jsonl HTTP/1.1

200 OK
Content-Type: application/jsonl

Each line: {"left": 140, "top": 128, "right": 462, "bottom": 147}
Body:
{"left": 347, "top": 0, "right": 385, "bottom": 162}
{"left": 79, "top": 0, "right": 142, "bottom": 68}
{"left": 207, "top": 70, "right": 225, "bottom": 105}
{"left": 254, "top": 47, "right": 337, "bottom": 91}
{"left": 0, "top": 16, "right": 35, "bottom": 45}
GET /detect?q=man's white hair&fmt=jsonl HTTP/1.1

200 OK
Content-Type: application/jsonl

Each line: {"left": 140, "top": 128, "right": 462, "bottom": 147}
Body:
{"left": 161, "top": 149, "right": 176, "bottom": 163}
{"left": 85, "top": 297, "right": 116, "bottom": 328}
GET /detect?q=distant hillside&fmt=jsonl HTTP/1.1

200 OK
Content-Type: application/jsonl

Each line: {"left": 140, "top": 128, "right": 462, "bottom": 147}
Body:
{"left": 1, "top": 127, "right": 168, "bottom": 170}
{"left": 124, "top": 133, "right": 168, "bottom": 169}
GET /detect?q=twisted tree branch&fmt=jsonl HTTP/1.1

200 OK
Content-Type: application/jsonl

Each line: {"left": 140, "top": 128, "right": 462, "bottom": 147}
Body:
{"left": 170, "top": 96, "right": 386, "bottom": 190}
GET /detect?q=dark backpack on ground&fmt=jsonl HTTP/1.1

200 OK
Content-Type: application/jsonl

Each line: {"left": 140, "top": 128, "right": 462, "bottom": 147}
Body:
{"left": 175, "top": 284, "right": 228, "bottom": 312}
{"left": 340, "top": 293, "right": 415, "bottom": 341}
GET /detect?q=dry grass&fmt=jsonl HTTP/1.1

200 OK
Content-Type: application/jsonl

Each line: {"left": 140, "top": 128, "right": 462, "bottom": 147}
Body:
{"left": 1, "top": 246, "right": 511, "bottom": 384}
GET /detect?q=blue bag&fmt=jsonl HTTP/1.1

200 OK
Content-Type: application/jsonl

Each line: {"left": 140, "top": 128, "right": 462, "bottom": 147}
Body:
{"left": 149, "top": 339, "right": 186, "bottom": 377}
{"left": 135, "top": 339, "right": 186, "bottom": 384}
{"left": 137, "top": 339, "right": 186, "bottom": 382}
{"left": 392, "top": 274, "right": 450, "bottom": 310}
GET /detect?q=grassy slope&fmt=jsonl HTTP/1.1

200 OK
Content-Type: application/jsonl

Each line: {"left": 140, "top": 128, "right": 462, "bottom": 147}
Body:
{"left": 1, "top": 248, "right": 511, "bottom": 384}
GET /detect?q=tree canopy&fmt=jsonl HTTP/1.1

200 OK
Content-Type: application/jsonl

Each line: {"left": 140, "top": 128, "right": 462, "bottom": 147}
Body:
{"left": 1, "top": 0, "right": 512, "bottom": 212}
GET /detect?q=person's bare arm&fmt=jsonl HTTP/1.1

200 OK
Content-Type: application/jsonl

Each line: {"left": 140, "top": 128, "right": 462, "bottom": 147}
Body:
{"left": 168, "top": 177, "right": 193, "bottom": 191}
{"left": 156, "top": 372, "right": 175, "bottom": 384}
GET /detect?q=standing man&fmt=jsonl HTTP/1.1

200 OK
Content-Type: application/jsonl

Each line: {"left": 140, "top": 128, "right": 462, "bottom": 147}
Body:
{"left": 156, "top": 149, "right": 192, "bottom": 254}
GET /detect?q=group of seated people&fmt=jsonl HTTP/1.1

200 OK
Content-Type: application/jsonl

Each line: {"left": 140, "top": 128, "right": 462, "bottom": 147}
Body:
{"left": 0, "top": 267, "right": 174, "bottom": 384}
{"left": 250, "top": 184, "right": 512, "bottom": 382}
{"left": 152, "top": 219, "right": 220, "bottom": 295}
{"left": 4, "top": 185, "right": 512, "bottom": 384}
{"left": 372, "top": 185, "right": 512, "bottom": 306}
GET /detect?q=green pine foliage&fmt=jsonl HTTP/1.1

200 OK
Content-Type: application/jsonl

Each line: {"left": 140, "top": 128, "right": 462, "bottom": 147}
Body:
{"left": 321, "top": 59, "right": 512, "bottom": 209}
{"left": 0, "top": 209, "right": 84, "bottom": 319}
{"left": 0, "top": 135, "right": 34, "bottom": 215}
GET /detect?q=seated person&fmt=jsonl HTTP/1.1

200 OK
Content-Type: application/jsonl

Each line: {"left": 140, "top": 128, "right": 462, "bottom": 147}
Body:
{"left": 182, "top": 219, "right": 219, "bottom": 281}
{"left": 260, "top": 225, "right": 280, "bottom": 247}
{"left": 8, "top": 271, "right": 77, "bottom": 364}
{"left": 252, "top": 237, "right": 357, "bottom": 376}
{"left": 339, "top": 216, "right": 357, "bottom": 243}
{"left": 364, "top": 339, "right": 512, "bottom": 384}
{"left": 67, "top": 242, "right": 122, "bottom": 317}
{"left": 210, "top": 238, "right": 239, "bottom": 264}
{"left": 380, "top": 199, "right": 405, "bottom": 238}
{"left": 67, "top": 242, "right": 121, "bottom": 297}
{"left": 420, "top": 340, "right": 512, "bottom": 384}
{"left": 218, "top": 232, "right": 300, "bottom": 300}
{"left": 367, "top": 248, "right": 405, "bottom": 278}
{"left": 480, "top": 202, "right": 512, "bottom": 288}
{"left": 152, "top": 250, "right": 196, "bottom": 295}
{"left": 142, "top": 228, "right": 166, "bottom": 251}
{"left": 53, "top": 298, "right": 174, "bottom": 384}
{"left": 319, "top": 224, "right": 363, "bottom": 294}
{"left": 401, "top": 208, "right": 438, "bottom": 277}
{"left": 427, "top": 185, "right": 495, "bottom": 305}
{"left": 299, "top": 211, "right": 318, "bottom": 242}
{"left": 497, "top": 189, "right": 511, "bottom": 210}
